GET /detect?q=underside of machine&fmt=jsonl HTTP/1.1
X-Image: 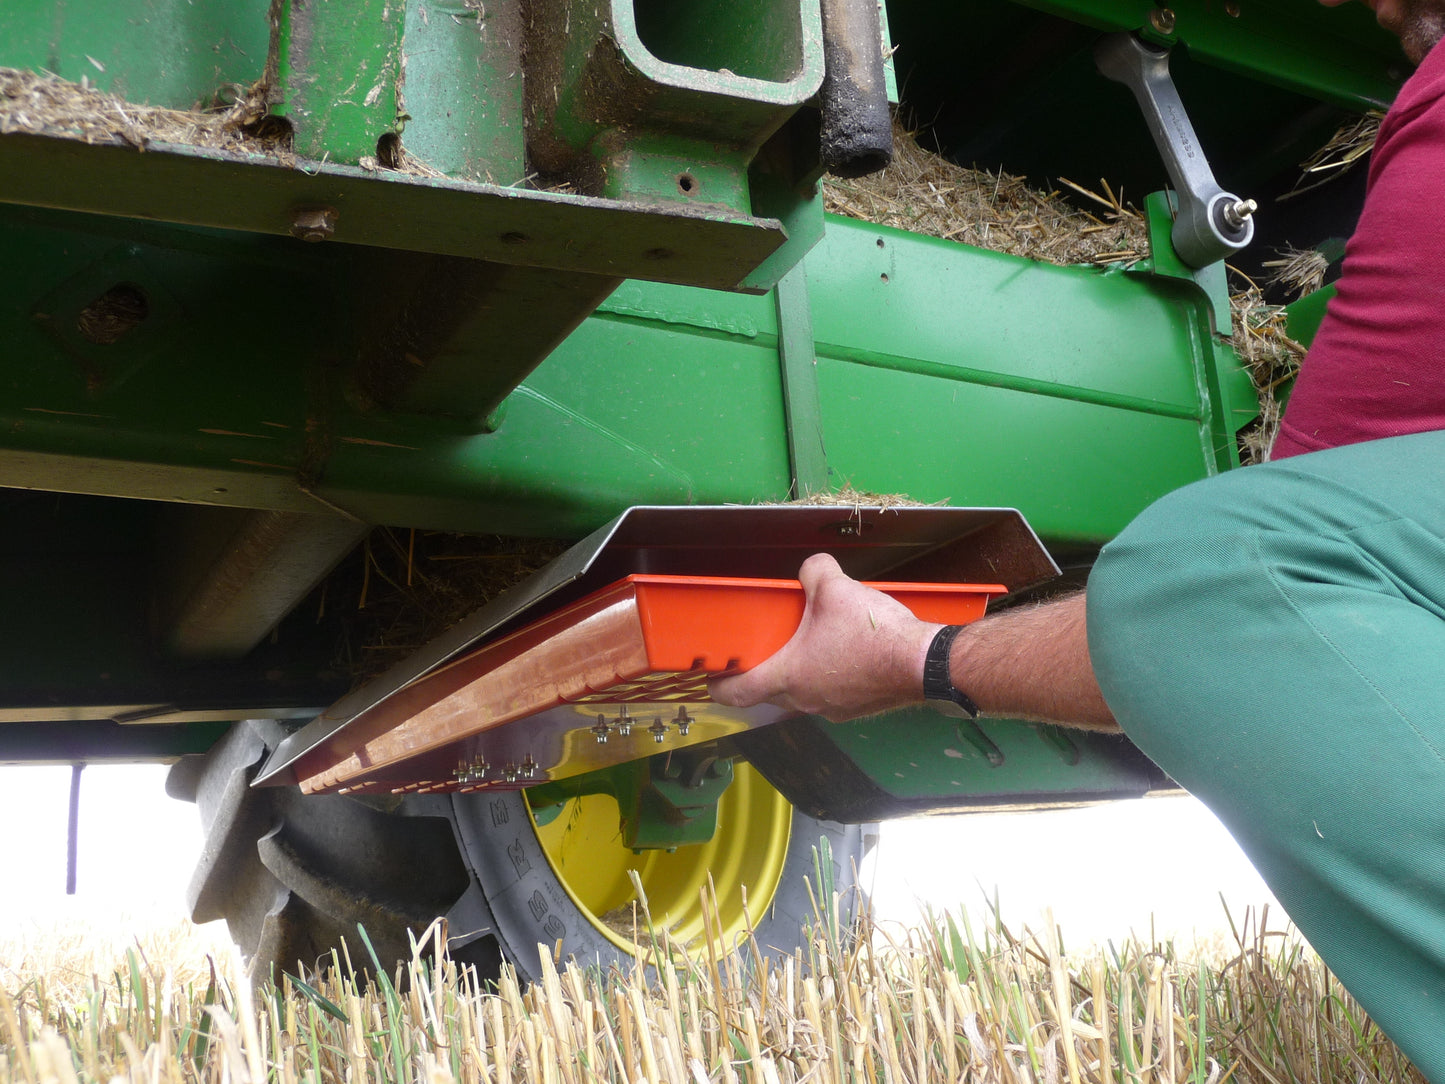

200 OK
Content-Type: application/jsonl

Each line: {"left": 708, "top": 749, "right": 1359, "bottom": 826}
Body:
{"left": 0, "top": 0, "right": 1397, "bottom": 978}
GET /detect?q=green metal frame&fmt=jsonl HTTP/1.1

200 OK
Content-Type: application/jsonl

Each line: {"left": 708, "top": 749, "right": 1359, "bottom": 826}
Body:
{"left": 0, "top": 199, "right": 1252, "bottom": 750}
{"left": 0, "top": 0, "right": 1378, "bottom": 819}
{"left": 1021, "top": 0, "right": 1404, "bottom": 110}
{"left": 528, "top": 750, "right": 737, "bottom": 851}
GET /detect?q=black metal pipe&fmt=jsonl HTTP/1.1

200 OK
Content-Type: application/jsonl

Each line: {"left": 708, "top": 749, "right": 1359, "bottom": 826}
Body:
{"left": 817, "top": 0, "right": 893, "bottom": 178}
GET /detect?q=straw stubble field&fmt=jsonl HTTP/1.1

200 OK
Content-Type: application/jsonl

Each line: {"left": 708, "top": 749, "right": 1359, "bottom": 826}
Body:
{"left": 0, "top": 848, "right": 1421, "bottom": 1084}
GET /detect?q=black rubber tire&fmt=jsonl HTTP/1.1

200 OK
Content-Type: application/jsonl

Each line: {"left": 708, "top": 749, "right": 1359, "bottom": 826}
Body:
{"left": 447, "top": 787, "right": 872, "bottom": 983}
{"left": 166, "top": 720, "right": 472, "bottom": 983}
{"left": 172, "top": 721, "right": 872, "bottom": 986}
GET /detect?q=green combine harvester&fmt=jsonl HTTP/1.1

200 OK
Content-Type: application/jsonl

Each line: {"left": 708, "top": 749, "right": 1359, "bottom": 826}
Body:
{"left": 0, "top": 0, "right": 1398, "bottom": 980}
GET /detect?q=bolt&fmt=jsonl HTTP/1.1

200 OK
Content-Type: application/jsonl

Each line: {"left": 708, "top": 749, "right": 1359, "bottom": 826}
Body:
{"left": 674, "top": 707, "right": 693, "bottom": 737}
{"left": 1224, "top": 0, "right": 1240, "bottom": 15}
{"left": 522, "top": 756, "right": 537, "bottom": 779}
{"left": 290, "top": 206, "right": 338, "bottom": 242}
{"left": 650, "top": 717, "right": 668, "bottom": 744}
{"left": 592, "top": 714, "right": 611, "bottom": 744}
{"left": 454, "top": 755, "right": 489, "bottom": 783}
{"left": 502, "top": 762, "right": 519, "bottom": 783}
{"left": 613, "top": 705, "right": 634, "bottom": 736}
{"left": 1221, "top": 198, "right": 1258, "bottom": 231}
{"left": 1148, "top": 7, "right": 1176, "bottom": 34}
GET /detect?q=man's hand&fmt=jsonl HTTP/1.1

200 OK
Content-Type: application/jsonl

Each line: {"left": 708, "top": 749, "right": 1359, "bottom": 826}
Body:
{"left": 708, "top": 553, "right": 938, "bottom": 721}
{"left": 709, "top": 554, "right": 1120, "bottom": 731}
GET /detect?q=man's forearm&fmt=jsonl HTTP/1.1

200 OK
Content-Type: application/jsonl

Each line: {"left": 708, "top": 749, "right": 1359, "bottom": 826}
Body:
{"left": 948, "top": 591, "right": 1118, "bottom": 731}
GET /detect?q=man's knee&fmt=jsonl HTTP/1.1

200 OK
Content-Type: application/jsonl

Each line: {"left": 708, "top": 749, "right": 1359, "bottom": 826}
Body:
{"left": 1084, "top": 470, "right": 1271, "bottom": 748}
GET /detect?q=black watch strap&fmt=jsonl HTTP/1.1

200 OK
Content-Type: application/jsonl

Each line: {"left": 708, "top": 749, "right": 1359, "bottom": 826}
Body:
{"left": 922, "top": 624, "right": 980, "bottom": 719}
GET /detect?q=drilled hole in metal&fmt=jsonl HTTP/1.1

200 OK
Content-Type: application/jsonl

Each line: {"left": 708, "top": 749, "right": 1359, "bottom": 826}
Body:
{"left": 76, "top": 283, "right": 149, "bottom": 345}
{"left": 377, "top": 132, "right": 403, "bottom": 169}
{"left": 676, "top": 172, "right": 698, "bottom": 196}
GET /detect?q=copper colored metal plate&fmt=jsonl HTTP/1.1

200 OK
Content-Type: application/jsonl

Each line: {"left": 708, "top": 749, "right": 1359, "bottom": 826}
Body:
{"left": 259, "top": 505, "right": 1058, "bottom": 788}
{"left": 292, "top": 574, "right": 1005, "bottom": 795}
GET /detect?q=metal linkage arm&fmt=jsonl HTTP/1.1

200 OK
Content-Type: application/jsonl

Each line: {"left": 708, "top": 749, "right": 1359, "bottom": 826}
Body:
{"left": 1095, "top": 32, "right": 1256, "bottom": 268}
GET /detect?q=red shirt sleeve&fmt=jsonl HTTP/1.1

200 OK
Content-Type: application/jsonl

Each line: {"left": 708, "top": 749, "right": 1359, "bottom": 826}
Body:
{"left": 1271, "top": 38, "right": 1445, "bottom": 459}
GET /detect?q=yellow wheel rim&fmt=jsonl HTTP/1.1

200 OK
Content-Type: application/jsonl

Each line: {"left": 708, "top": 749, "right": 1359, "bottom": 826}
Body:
{"left": 528, "top": 762, "right": 792, "bottom": 953}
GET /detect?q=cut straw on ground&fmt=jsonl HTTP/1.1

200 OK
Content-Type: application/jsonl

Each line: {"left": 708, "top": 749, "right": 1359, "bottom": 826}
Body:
{"left": 0, "top": 888, "right": 1421, "bottom": 1084}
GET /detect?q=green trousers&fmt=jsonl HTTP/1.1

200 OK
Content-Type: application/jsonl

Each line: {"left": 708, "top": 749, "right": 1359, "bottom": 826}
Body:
{"left": 1087, "top": 431, "right": 1445, "bottom": 1078}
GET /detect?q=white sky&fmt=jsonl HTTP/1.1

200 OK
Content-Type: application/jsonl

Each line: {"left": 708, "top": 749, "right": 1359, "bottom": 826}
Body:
{"left": 0, "top": 763, "right": 1280, "bottom": 948}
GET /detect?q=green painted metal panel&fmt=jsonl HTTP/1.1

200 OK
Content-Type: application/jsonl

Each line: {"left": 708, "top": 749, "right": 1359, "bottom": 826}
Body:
{"left": 803, "top": 215, "right": 1244, "bottom": 541}
{"left": 0, "top": 211, "right": 794, "bottom": 533}
{"left": 808, "top": 217, "right": 1206, "bottom": 414}
{"left": 1016, "top": 0, "right": 1404, "bottom": 110}
{"left": 0, "top": 0, "right": 271, "bottom": 109}
{"left": 633, "top": 0, "right": 810, "bottom": 83}
{"left": 0, "top": 198, "right": 1248, "bottom": 544}
{"left": 273, "top": 0, "right": 407, "bottom": 163}
{"left": 774, "top": 266, "right": 830, "bottom": 495}
{"left": 825, "top": 711, "right": 1163, "bottom": 806}
{"left": 814, "top": 363, "right": 1220, "bottom": 542}
{"left": 1286, "top": 284, "right": 1336, "bottom": 350}
{"left": 398, "top": 0, "right": 526, "bottom": 185}
{"left": 0, "top": 137, "right": 788, "bottom": 292}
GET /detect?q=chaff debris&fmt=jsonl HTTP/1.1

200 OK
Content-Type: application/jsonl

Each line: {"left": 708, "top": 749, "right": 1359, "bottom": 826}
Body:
{"left": 1283, "top": 110, "right": 1383, "bottom": 200}
{"left": 1263, "top": 245, "right": 1331, "bottom": 300}
{"left": 823, "top": 118, "right": 1149, "bottom": 266}
{"left": 0, "top": 67, "right": 447, "bottom": 178}
{"left": 0, "top": 67, "right": 283, "bottom": 154}
{"left": 332, "top": 528, "right": 569, "bottom": 681}
{"left": 1229, "top": 285, "right": 1308, "bottom": 463}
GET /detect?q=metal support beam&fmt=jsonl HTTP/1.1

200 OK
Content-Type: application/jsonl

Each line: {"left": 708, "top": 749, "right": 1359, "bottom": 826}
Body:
{"left": 0, "top": 720, "right": 232, "bottom": 764}
{"left": 774, "top": 266, "right": 830, "bottom": 495}
{"left": 158, "top": 508, "right": 367, "bottom": 659}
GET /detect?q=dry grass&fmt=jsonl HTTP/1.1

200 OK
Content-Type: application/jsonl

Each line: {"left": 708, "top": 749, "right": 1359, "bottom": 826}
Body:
{"left": 326, "top": 529, "right": 570, "bottom": 682}
{"left": 0, "top": 68, "right": 283, "bottom": 154}
{"left": 1283, "top": 111, "right": 1383, "bottom": 201}
{"left": 824, "top": 120, "right": 1149, "bottom": 267}
{"left": 0, "top": 859, "right": 1420, "bottom": 1084}
{"left": 780, "top": 485, "right": 940, "bottom": 509}
{"left": 1226, "top": 285, "right": 1308, "bottom": 464}
{"left": 0, "top": 67, "right": 444, "bottom": 177}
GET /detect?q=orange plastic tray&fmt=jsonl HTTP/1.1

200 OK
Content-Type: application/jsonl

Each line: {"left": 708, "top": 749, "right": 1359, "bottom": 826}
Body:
{"left": 624, "top": 573, "right": 1004, "bottom": 671}
{"left": 294, "top": 574, "right": 1005, "bottom": 794}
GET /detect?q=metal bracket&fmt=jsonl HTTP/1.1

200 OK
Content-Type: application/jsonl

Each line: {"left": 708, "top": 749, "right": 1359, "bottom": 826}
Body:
{"left": 1094, "top": 32, "right": 1255, "bottom": 269}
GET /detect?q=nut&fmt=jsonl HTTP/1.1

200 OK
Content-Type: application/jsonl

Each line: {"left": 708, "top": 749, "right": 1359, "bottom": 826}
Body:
{"left": 1148, "top": 7, "right": 1176, "bottom": 34}
{"left": 290, "top": 206, "right": 339, "bottom": 242}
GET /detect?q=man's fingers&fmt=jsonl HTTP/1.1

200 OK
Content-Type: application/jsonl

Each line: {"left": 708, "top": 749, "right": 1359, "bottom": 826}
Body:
{"left": 797, "top": 551, "right": 844, "bottom": 595}
{"left": 708, "top": 553, "right": 847, "bottom": 711}
{"left": 708, "top": 667, "right": 772, "bottom": 709}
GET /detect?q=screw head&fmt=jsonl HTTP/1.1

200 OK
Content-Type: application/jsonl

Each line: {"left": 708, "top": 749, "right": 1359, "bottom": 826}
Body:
{"left": 1148, "top": 6, "right": 1176, "bottom": 34}
{"left": 290, "top": 206, "right": 338, "bottom": 242}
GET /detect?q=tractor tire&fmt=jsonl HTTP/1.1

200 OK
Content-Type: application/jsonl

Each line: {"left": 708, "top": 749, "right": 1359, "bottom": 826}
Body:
{"left": 446, "top": 762, "right": 873, "bottom": 983}
{"left": 172, "top": 723, "right": 871, "bottom": 985}
{"left": 166, "top": 720, "right": 472, "bottom": 983}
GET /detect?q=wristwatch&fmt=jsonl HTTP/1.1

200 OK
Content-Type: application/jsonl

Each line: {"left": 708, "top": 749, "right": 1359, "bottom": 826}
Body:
{"left": 922, "top": 624, "right": 980, "bottom": 719}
